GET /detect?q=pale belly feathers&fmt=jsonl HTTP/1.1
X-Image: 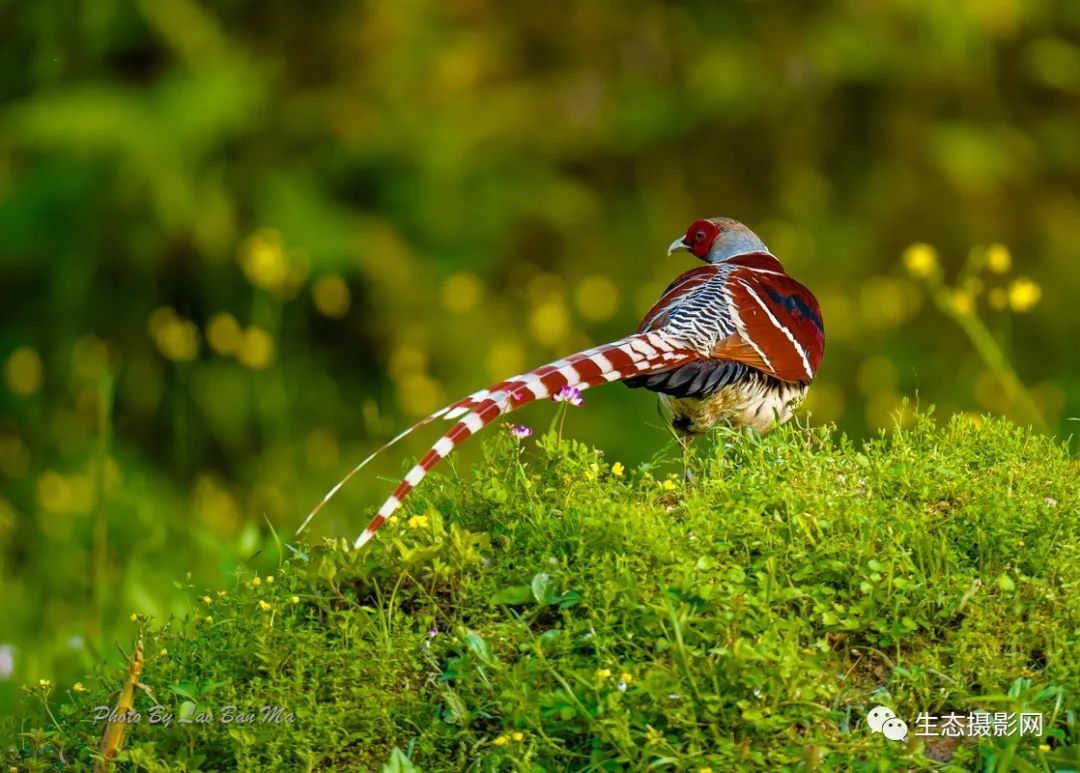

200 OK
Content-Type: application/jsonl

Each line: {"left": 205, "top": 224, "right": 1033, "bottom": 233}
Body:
{"left": 661, "top": 378, "right": 808, "bottom": 435}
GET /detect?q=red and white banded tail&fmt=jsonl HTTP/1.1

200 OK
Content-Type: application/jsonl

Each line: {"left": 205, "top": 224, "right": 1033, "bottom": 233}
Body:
{"left": 351, "top": 331, "right": 697, "bottom": 548}
{"left": 296, "top": 332, "right": 684, "bottom": 537}
{"left": 296, "top": 406, "right": 455, "bottom": 536}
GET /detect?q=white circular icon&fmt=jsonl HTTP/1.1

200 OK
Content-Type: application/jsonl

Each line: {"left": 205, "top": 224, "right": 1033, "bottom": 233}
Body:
{"left": 866, "top": 705, "right": 896, "bottom": 733}
{"left": 881, "top": 717, "right": 908, "bottom": 741}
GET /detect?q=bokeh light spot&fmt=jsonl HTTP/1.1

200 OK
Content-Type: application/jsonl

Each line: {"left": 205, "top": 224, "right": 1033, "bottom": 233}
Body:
{"left": 149, "top": 307, "right": 200, "bottom": 362}
{"left": 801, "top": 381, "right": 844, "bottom": 423}
{"left": 574, "top": 275, "right": 620, "bottom": 322}
{"left": 240, "top": 229, "right": 290, "bottom": 291}
{"left": 902, "top": 243, "right": 939, "bottom": 279}
{"left": 389, "top": 347, "right": 428, "bottom": 381}
{"left": 856, "top": 356, "right": 899, "bottom": 396}
{"left": 529, "top": 300, "right": 570, "bottom": 346}
{"left": 440, "top": 272, "right": 483, "bottom": 314}
{"left": 487, "top": 340, "right": 525, "bottom": 381}
{"left": 37, "top": 470, "right": 71, "bottom": 514}
{"left": 985, "top": 243, "right": 1012, "bottom": 274}
{"left": 396, "top": 374, "right": 443, "bottom": 417}
{"left": 0, "top": 435, "right": 31, "bottom": 479}
{"left": 193, "top": 473, "right": 242, "bottom": 534}
{"left": 72, "top": 335, "right": 110, "bottom": 380}
{"left": 312, "top": 275, "right": 352, "bottom": 319}
{"left": 237, "top": 326, "right": 276, "bottom": 370}
{"left": 1007, "top": 278, "right": 1042, "bottom": 312}
{"left": 4, "top": 347, "right": 44, "bottom": 396}
{"left": 304, "top": 428, "right": 340, "bottom": 470}
{"left": 858, "top": 277, "right": 921, "bottom": 330}
{"left": 206, "top": 312, "right": 243, "bottom": 355}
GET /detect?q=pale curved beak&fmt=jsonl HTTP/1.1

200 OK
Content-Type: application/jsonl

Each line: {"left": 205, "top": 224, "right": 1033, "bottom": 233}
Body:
{"left": 668, "top": 237, "right": 691, "bottom": 256}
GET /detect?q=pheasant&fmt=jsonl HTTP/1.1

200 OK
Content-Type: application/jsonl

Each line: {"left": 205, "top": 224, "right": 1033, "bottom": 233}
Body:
{"left": 296, "top": 217, "right": 824, "bottom": 548}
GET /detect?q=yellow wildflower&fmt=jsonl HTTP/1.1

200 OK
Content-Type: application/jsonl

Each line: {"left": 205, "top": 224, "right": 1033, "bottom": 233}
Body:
{"left": 258, "top": 600, "right": 272, "bottom": 612}
{"left": 160, "top": 648, "right": 168, "bottom": 657}
{"left": 902, "top": 243, "right": 938, "bottom": 279}
{"left": 661, "top": 479, "right": 678, "bottom": 492}
{"left": 217, "top": 590, "right": 227, "bottom": 597}
{"left": 620, "top": 672, "right": 633, "bottom": 684}
{"left": 1039, "top": 744, "right": 1051, "bottom": 752}
{"left": 72, "top": 682, "right": 87, "bottom": 693}
{"left": 596, "top": 668, "right": 612, "bottom": 678}
{"left": 251, "top": 576, "right": 262, "bottom": 587}
{"left": 1008, "top": 278, "right": 1042, "bottom": 312}
{"left": 492, "top": 735, "right": 509, "bottom": 746}
{"left": 950, "top": 290, "right": 974, "bottom": 315}
{"left": 388, "top": 515, "right": 400, "bottom": 527}
{"left": 265, "top": 575, "right": 274, "bottom": 584}
{"left": 511, "top": 731, "right": 524, "bottom": 742}
{"left": 130, "top": 613, "right": 140, "bottom": 623}
{"left": 200, "top": 595, "right": 212, "bottom": 605}
{"left": 291, "top": 595, "right": 300, "bottom": 605}
{"left": 611, "top": 462, "right": 625, "bottom": 477}
{"left": 408, "top": 514, "right": 430, "bottom": 530}
{"left": 985, "top": 243, "right": 1011, "bottom": 273}
{"left": 700, "top": 768, "right": 715, "bottom": 773}
{"left": 204, "top": 616, "right": 213, "bottom": 625}
{"left": 38, "top": 679, "right": 52, "bottom": 689}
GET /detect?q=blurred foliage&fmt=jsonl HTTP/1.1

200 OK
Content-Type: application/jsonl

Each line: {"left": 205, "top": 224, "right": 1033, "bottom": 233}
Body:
{"left": 2, "top": 0, "right": 1080, "bottom": 718}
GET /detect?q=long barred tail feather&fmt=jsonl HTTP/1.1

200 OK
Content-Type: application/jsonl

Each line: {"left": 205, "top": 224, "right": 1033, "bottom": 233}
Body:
{"left": 297, "top": 338, "right": 664, "bottom": 536}
{"left": 351, "top": 331, "right": 697, "bottom": 548}
{"left": 295, "top": 403, "right": 474, "bottom": 535}
{"left": 293, "top": 339, "right": 624, "bottom": 536}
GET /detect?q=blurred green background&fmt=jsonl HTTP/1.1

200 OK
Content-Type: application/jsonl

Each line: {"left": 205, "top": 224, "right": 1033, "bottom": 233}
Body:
{"left": 2, "top": 0, "right": 1079, "bottom": 716}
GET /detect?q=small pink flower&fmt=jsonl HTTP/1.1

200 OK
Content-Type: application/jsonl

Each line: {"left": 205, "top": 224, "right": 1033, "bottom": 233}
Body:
{"left": 552, "top": 385, "right": 584, "bottom": 407}
{"left": 509, "top": 424, "right": 533, "bottom": 438}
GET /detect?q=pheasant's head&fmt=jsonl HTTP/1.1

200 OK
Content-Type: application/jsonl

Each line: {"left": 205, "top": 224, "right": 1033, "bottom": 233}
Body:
{"left": 668, "top": 217, "right": 768, "bottom": 264}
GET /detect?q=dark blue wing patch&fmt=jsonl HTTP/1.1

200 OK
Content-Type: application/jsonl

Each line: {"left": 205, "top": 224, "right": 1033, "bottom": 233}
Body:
{"left": 764, "top": 287, "right": 824, "bottom": 333}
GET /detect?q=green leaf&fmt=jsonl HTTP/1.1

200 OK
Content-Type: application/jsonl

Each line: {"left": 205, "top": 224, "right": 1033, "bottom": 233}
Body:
{"left": 380, "top": 747, "right": 420, "bottom": 773}
{"left": 531, "top": 573, "right": 555, "bottom": 605}
{"left": 557, "top": 590, "right": 583, "bottom": 609}
{"left": 178, "top": 701, "right": 197, "bottom": 723}
{"left": 465, "top": 631, "right": 496, "bottom": 665}
{"left": 491, "top": 585, "right": 533, "bottom": 605}
{"left": 539, "top": 629, "right": 562, "bottom": 647}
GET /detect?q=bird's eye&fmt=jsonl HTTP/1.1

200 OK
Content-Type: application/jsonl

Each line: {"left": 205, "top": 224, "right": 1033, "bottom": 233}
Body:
{"left": 694, "top": 230, "right": 706, "bottom": 243}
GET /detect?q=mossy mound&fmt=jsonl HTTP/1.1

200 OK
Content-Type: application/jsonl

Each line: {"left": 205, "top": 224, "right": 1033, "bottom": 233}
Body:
{"left": 9, "top": 415, "right": 1080, "bottom": 770}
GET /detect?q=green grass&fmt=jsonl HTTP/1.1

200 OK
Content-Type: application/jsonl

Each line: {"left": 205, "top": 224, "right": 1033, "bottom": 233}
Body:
{"left": 6, "top": 413, "right": 1080, "bottom": 771}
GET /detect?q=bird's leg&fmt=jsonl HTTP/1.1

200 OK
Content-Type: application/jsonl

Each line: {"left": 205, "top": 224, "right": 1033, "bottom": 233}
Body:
{"left": 657, "top": 398, "right": 695, "bottom": 483}
{"left": 679, "top": 433, "right": 695, "bottom": 483}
